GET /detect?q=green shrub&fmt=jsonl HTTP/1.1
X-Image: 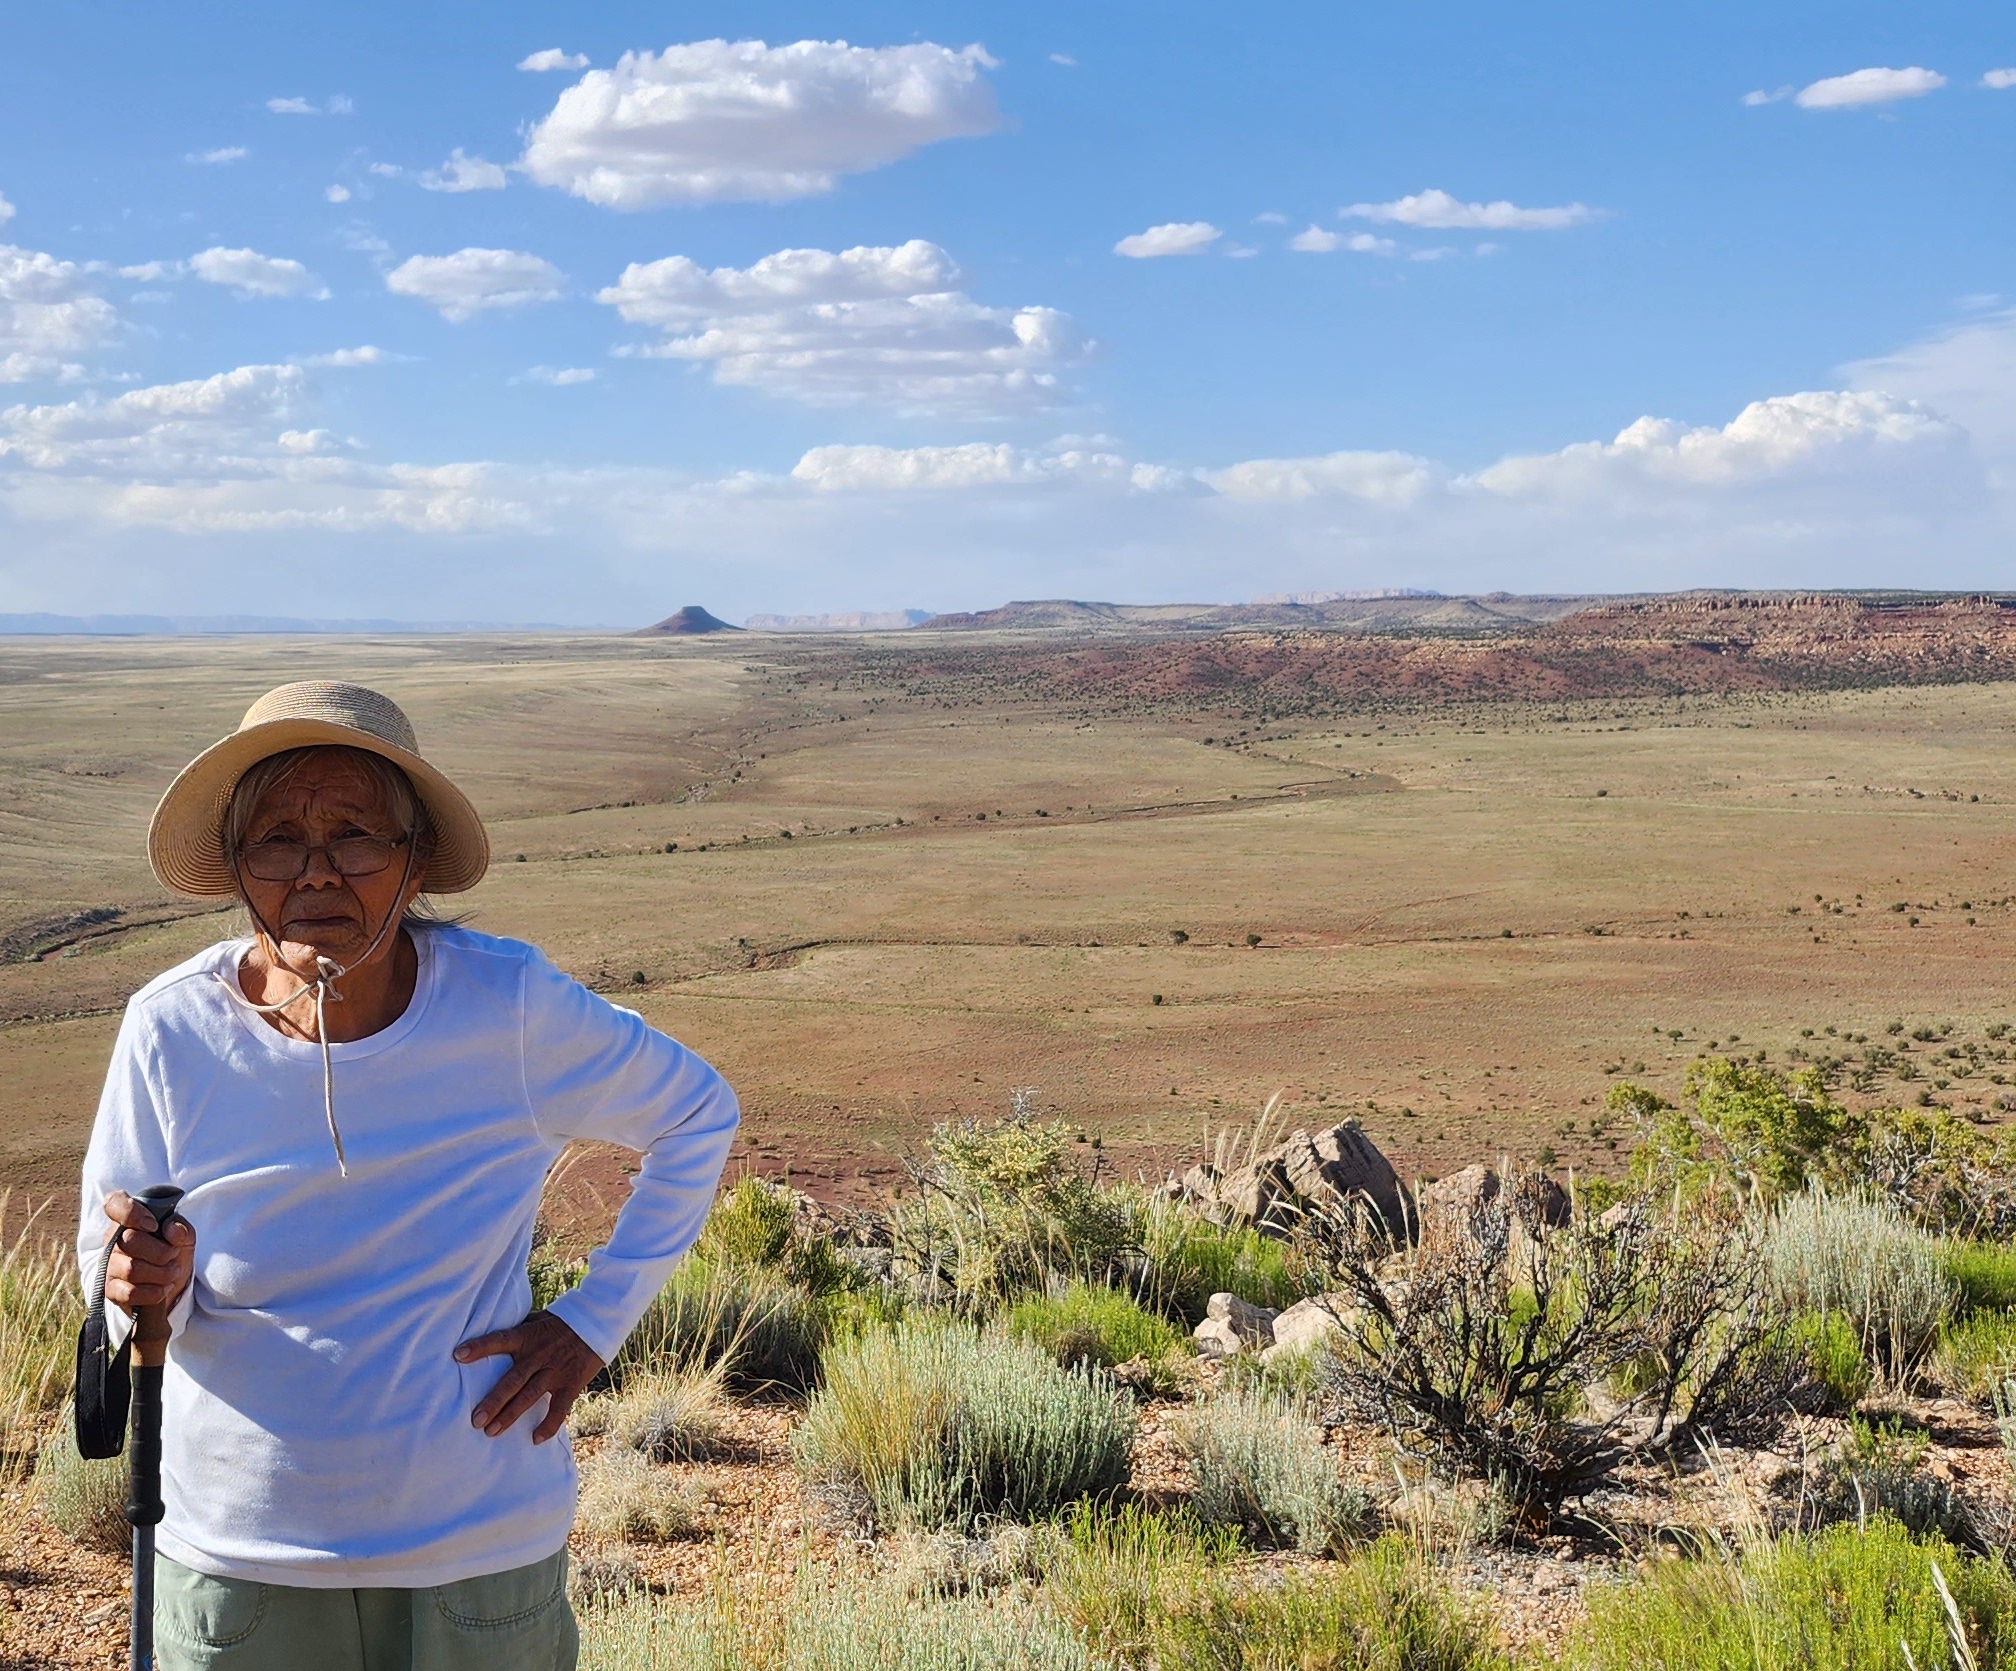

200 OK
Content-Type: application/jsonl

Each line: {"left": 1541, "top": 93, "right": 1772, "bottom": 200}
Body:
{"left": 1946, "top": 1240, "right": 2016, "bottom": 1316}
{"left": 889, "top": 1105, "right": 1135, "bottom": 1307}
{"left": 1792, "top": 1310, "right": 1872, "bottom": 1409}
{"left": 1144, "top": 1536, "right": 1509, "bottom": 1671}
{"left": 1138, "top": 1203, "right": 1309, "bottom": 1324}
{"left": 33, "top": 1420, "right": 128, "bottom": 1554}
{"left": 621, "top": 1258, "right": 827, "bottom": 1394}
{"left": 792, "top": 1320, "right": 1134, "bottom": 1533}
{"left": 1006, "top": 1283, "right": 1185, "bottom": 1371}
{"left": 701, "top": 1176, "right": 798, "bottom": 1268}
{"left": 575, "top": 1450, "right": 702, "bottom": 1544}
{"left": 1572, "top": 1518, "right": 2016, "bottom": 1670}
{"left": 698, "top": 1177, "right": 857, "bottom": 1299}
{"left": 1933, "top": 1309, "right": 2016, "bottom": 1401}
{"left": 579, "top": 1559, "right": 1098, "bottom": 1671}
{"left": 1763, "top": 1189, "right": 1950, "bottom": 1385}
{"left": 1171, "top": 1383, "right": 1366, "bottom": 1554}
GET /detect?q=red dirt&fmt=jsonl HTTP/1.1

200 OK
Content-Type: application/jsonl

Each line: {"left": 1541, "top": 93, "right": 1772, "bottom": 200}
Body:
{"left": 862, "top": 596, "right": 2016, "bottom": 714}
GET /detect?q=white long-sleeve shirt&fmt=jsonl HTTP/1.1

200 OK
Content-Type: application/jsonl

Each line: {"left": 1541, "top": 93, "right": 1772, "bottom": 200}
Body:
{"left": 77, "top": 925, "right": 738, "bottom": 1588}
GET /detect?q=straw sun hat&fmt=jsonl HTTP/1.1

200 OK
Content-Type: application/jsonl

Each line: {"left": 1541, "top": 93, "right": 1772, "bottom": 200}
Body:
{"left": 147, "top": 681, "right": 490, "bottom": 898}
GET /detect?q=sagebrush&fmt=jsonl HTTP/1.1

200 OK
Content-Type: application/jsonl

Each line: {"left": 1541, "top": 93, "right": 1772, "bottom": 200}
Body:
{"left": 792, "top": 1320, "right": 1133, "bottom": 1532}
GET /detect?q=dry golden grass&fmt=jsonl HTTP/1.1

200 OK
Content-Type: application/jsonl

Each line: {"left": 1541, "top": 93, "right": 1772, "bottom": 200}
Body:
{"left": 7, "top": 632, "right": 2016, "bottom": 1233}
{"left": 0, "top": 1191, "right": 80, "bottom": 1477}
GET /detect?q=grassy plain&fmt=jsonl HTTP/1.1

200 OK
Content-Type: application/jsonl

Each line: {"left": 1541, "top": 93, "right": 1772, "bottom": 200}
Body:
{"left": 6, "top": 631, "right": 2016, "bottom": 1228}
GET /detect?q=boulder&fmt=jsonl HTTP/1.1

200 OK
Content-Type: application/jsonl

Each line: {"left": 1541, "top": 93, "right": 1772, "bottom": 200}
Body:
{"left": 1265, "top": 1295, "right": 1352, "bottom": 1357}
{"left": 1192, "top": 1292, "right": 1279, "bottom": 1358}
{"left": 1418, "top": 1162, "right": 1499, "bottom": 1223}
{"left": 1193, "top": 1120, "right": 1408, "bottom": 1241}
{"left": 1416, "top": 1165, "right": 1573, "bottom": 1258}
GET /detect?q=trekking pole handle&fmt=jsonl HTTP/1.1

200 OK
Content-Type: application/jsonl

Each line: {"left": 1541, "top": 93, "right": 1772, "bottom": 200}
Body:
{"left": 128, "top": 1185, "right": 186, "bottom": 1371}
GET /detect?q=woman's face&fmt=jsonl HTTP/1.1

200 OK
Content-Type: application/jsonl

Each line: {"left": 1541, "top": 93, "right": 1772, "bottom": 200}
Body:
{"left": 236, "top": 753, "right": 424, "bottom": 970}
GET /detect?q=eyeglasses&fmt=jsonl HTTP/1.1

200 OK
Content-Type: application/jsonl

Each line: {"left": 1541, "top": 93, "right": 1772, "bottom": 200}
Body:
{"left": 237, "top": 834, "right": 411, "bottom": 882}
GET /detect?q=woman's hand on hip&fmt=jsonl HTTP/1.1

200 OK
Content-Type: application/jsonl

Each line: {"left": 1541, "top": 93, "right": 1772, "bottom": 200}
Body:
{"left": 101, "top": 1191, "right": 195, "bottom": 1316}
{"left": 455, "top": 1311, "right": 604, "bottom": 1444}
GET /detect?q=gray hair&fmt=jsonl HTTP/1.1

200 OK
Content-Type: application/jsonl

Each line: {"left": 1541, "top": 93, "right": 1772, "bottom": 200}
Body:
{"left": 224, "top": 745, "right": 451, "bottom": 930}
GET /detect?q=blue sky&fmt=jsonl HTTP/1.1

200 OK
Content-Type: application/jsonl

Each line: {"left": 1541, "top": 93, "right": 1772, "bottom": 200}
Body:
{"left": 1, "top": 2, "right": 2012, "bottom": 625}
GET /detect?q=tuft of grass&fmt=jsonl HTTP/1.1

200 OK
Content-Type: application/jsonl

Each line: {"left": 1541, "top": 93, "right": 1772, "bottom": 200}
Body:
{"left": 1764, "top": 1189, "right": 1950, "bottom": 1386}
{"left": 1171, "top": 1383, "right": 1367, "bottom": 1554}
{"left": 1111, "top": 1535, "right": 1509, "bottom": 1671}
{"left": 1042, "top": 1502, "right": 1241, "bottom": 1665}
{"left": 1946, "top": 1241, "right": 2016, "bottom": 1317}
{"left": 0, "top": 1196, "right": 80, "bottom": 1480}
{"left": 578, "top": 1557, "right": 1097, "bottom": 1671}
{"left": 1792, "top": 1310, "right": 1873, "bottom": 1410}
{"left": 33, "top": 1419, "right": 129, "bottom": 1555}
{"left": 1572, "top": 1517, "right": 2016, "bottom": 1670}
{"left": 1138, "top": 1202, "right": 1309, "bottom": 1325}
{"left": 593, "top": 1362, "right": 731, "bottom": 1463}
{"left": 621, "top": 1257, "right": 827, "bottom": 1394}
{"left": 792, "top": 1320, "right": 1134, "bottom": 1534}
{"left": 1933, "top": 1310, "right": 2016, "bottom": 1402}
{"left": 1006, "top": 1282, "right": 1186, "bottom": 1372}
{"left": 575, "top": 1450, "right": 703, "bottom": 1544}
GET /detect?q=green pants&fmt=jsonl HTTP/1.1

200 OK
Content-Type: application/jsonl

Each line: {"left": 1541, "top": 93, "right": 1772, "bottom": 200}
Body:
{"left": 154, "top": 1548, "right": 577, "bottom": 1671}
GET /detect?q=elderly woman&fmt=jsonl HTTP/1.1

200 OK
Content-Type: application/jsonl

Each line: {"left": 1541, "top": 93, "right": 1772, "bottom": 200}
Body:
{"left": 78, "top": 681, "right": 738, "bottom": 1670}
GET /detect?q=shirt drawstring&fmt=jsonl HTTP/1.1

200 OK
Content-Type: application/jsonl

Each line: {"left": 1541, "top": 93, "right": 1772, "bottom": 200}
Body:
{"left": 219, "top": 954, "right": 355, "bottom": 1175}
{"left": 217, "top": 842, "right": 416, "bottom": 1179}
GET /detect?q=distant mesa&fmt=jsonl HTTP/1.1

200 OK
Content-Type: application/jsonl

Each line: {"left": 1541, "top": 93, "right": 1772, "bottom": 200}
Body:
{"left": 915, "top": 595, "right": 1590, "bottom": 634}
{"left": 745, "top": 609, "right": 933, "bottom": 633}
{"left": 636, "top": 605, "right": 741, "bottom": 636}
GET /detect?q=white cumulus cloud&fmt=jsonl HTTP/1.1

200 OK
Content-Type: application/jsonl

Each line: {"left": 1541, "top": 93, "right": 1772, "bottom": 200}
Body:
{"left": 1345, "top": 189, "right": 1595, "bottom": 231}
{"left": 516, "top": 365, "right": 596, "bottom": 386}
{"left": 325, "top": 185, "right": 351, "bottom": 203}
{"left": 302, "top": 345, "right": 394, "bottom": 368}
{"left": 0, "top": 362, "right": 524, "bottom": 533}
{"left": 418, "top": 149, "right": 509, "bottom": 193}
{"left": 0, "top": 244, "right": 122, "bottom": 382}
{"left": 519, "top": 48, "right": 589, "bottom": 72}
{"left": 1983, "top": 69, "right": 2016, "bottom": 90}
{"left": 1845, "top": 306, "right": 2016, "bottom": 460}
{"left": 386, "top": 249, "right": 565, "bottom": 321}
{"left": 268, "top": 95, "right": 349, "bottom": 117}
{"left": 1743, "top": 86, "right": 1794, "bottom": 106}
{"left": 1795, "top": 67, "right": 1946, "bottom": 108}
{"left": 189, "top": 247, "right": 328, "bottom": 300}
{"left": 0, "top": 193, "right": 13, "bottom": 227}
{"left": 1113, "top": 221, "right": 1221, "bottom": 258}
{"left": 187, "top": 147, "right": 248, "bottom": 165}
{"left": 1289, "top": 227, "right": 1395, "bottom": 255}
{"left": 791, "top": 439, "right": 1148, "bottom": 491}
{"left": 598, "top": 239, "right": 1083, "bottom": 417}
{"left": 518, "top": 38, "right": 999, "bottom": 208}
{"left": 1205, "top": 450, "right": 1436, "bottom": 505}
{"left": 1472, "top": 390, "right": 1959, "bottom": 497}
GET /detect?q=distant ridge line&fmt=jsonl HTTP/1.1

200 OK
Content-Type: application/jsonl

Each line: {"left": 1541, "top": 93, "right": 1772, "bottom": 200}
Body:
{"left": 0, "top": 612, "right": 577, "bottom": 636}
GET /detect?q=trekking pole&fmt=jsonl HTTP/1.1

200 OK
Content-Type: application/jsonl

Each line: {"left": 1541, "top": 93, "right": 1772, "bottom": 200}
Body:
{"left": 125, "top": 1184, "right": 185, "bottom": 1671}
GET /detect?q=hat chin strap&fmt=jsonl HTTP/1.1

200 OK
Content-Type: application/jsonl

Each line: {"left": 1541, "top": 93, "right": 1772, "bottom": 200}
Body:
{"left": 216, "top": 843, "right": 417, "bottom": 1179}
